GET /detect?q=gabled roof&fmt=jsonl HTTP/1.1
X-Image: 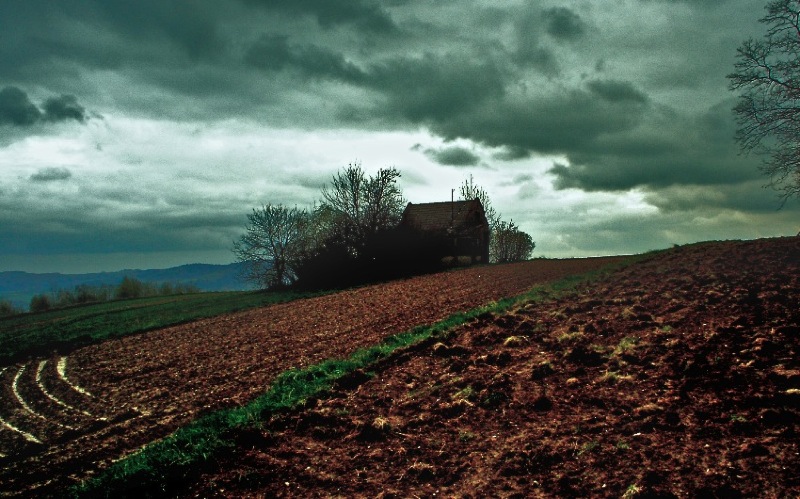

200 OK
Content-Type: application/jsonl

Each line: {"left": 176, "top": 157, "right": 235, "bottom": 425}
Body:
{"left": 401, "top": 199, "right": 487, "bottom": 232}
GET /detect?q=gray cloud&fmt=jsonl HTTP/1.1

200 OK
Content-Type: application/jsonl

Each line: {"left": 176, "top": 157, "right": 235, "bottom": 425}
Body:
{"left": 513, "top": 45, "right": 560, "bottom": 76}
{"left": 587, "top": 79, "right": 648, "bottom": 104}
{"left": 363, "top": 52, "right": 509, "bottom": 124}
{"left": 42, "top": 95, "right": 87, "bottom": 123}
{"left": 493, "top": 146, "right": 531, "bottom": 162}
{"left": 513, "top": 9, "right": 561, "bottom": 74}
{"left": 0, "top": 0, "right": 787, "bottom": 271}
{"left": 546, "top": 101, "right": 760, "bottom": 192}
{"left": 0, "top": 86, "right": 89, "bottom": 127}
{"left": 424, "top": 146, "right": 480, "bottom": 166}
{"left": 245, "top": 35, "right": 365, "bottom": 82}
{"left": 30, "top": 167, "right": 73, "bottom": 182}
{"left": 89, "top": 1, "right": 226, "bottom": 61}
{"left": 16, "top": 1, "right": 224, "bottom": 64}
{"left": 242, "top": 0, "right": 398, "bottom": 33}
{"left": 543, "top": 7, "right": 587, "bottom": 41}
{"left": 431, "top": 88, "right": 646, "bottom": 155}
{"left": 639, "top": 166, "right": 800, "bottom": 214}
{"left": 0, "top": 86, "right": 41, "bottom": 126}
{"left": 0, "top": 0, "right": 762, "bottom": 185}
{"left": 0, "top": 175, "right": 248, "bottom": 259}
{"left": 640, "top": 0, "right": 731, "bottom": 5}
{"left": 0, "top": 2, "right": 225, "bottom": 104}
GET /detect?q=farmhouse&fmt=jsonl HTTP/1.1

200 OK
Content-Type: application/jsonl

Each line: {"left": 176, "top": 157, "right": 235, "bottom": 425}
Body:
{"left": 400, "top": 198, "right": 490, "bottom": 264}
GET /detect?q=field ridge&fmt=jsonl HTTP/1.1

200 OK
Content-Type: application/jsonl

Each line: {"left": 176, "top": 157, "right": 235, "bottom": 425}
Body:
{"left": 181, "top": 236, "right": 800, "bottom": 498}
{"left": 0, "top": 256, "right": 626, "bottom": 495}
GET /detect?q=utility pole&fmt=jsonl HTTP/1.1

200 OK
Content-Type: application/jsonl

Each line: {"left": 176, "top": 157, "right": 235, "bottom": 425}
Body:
{"left": 451, "top": 188, "right": 455, "bottom": 226}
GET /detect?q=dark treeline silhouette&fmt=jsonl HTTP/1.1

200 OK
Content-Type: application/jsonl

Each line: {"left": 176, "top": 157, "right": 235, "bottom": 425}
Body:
{"left": 291, "top": 226, "right": 454, "bottom": 290}
{"left": 24, "top": 276, "right": 200, "bottom": 314}
{"left": 235, "top": 162, "right": 535, "bottom": 291}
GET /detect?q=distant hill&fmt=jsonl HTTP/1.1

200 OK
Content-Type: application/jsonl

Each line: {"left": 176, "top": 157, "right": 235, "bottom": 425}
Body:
{"left": 0, "top": 262, "right": 256, "bottom": 310}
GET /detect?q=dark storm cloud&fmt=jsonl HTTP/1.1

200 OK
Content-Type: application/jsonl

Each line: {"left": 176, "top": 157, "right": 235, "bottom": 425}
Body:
{"left": 543, "top": 7, "right": 587, "bottom": 41}
{"left": 0, "top": 86, "right": 88, "bottom": 127}
{"left": 587, "top": 80, "right": 648, "bottom": 104}
{"left": 241, "top": 0, "right": 397, "bottom": 32}
{"left": 546, "top": 102, "right": 760, "bottom": 191}
{"left": 640, "top": 0, "right": 731, "bottom": 5}
{"left": 493, "top": 146, "right": 532, "bottom": 161}
{"left": 0, "top": 178, "right": 247, "bottom": 258}
{"left": 0, "top": 0, "right": 398, "bottom": 123}
{"left": 643, "top": 181, "right": 800, "bottom": 214}
{"left": 245, "top": 35, "right": 365, "bottom": 82}
{"left": 30, "top": 167, "right": 73, "bottom": 182}
{"left": 0, "top": 0, "right": 767, "bottom": 199}
{"left": 513, "top": 8, "right": 562, "bottom": 74}
{"left": 86, "top": 1, "right": 225, "bottom": 60}
{"left": 0, "top": 86, "right": 41, "bottom": 126}
{"left": 0, "top": 212, "right": 239, "bottom": 257}
{"left": 1, "top": 0, "right": 792, "bottom": 271}
{"left": 0, "top": 0, "right": 225, "bottom": 69}
{"left": 363, "top": 52, "right": 509, "bottom": 124}
{"left": 245, "top": 37, "right": 510, "bottom": 125}
{"left": 0, "top": 2, "right": 542, "bottom": 127}
{"left": 424, "top": 146, "right": 480, "bottom": 166}
{"left": 512, "top": 45, "right": 561, "bottom": 76}
{"left": 431, "top": 87, "right": 646, "bottom": 155}
{"left": 42, "top": 95, "right": 87, "bottom": 123}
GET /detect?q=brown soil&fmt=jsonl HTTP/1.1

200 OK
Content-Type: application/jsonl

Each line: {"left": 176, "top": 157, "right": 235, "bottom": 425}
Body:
{"left": 0, "top": 257, "right": 622, "bottom": 496}
{"left": 185, "top": 237, "right": 800, "bottom": 498}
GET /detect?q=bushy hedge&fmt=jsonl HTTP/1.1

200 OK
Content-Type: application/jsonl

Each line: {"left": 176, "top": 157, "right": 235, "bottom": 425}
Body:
{"left": 293, "top": 227, "right": 454, "bottom": 290}
{"left": 0, "top": 300, "right": 21, "bottom": 317}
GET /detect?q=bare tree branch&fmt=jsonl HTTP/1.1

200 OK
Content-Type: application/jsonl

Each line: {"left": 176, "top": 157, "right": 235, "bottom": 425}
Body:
{"left": 729, "top": 0, "right": 800, "bottom": 204}
{"left": 232, "top": 204, "right": 308, "bottom": 288}
{"left": 320, "top": 162, "right": 405, "bottom": 256}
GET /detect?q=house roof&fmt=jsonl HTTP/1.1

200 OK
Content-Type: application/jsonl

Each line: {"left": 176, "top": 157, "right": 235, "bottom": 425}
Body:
{"left": 401, "top": 199, "right": 487, "bottom": 232}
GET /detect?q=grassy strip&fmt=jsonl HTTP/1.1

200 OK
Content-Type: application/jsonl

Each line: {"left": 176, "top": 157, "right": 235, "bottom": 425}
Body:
{"left": 0, "top": 290, "right": 320, "bottom": 365}
{"left": 72, "top": 259, "right": 636, "bottom": 497}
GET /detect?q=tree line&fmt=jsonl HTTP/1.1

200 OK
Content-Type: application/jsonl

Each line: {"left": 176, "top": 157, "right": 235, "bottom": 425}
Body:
{"left": 233, "top": 163, "right": 535, "bottom": 290}
{"left": 0, "top": 277, "right": 201, "bottom": 316}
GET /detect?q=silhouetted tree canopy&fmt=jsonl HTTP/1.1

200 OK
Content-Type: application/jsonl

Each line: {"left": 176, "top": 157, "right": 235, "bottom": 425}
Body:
{"left": 459, "top": 174, "right": 500, "bottom": 229}
{"left": 237, "top": 166, "right": 536, "bottom": 291}
{"left": 320, "top": 162, "right": 405, "bottom": 255}
{"left": 235, "top": 164, "right": 408, "bottom": 290}
{"left": 729, "top": 0, "right": 800, "bottom": 202}
{"left": 458, "top": 175, "right": 534, "bottom": 262}
{"left": 492, "top": 220, "right": 536, "bottom": 263}
{"left": 233, "top": 204, "right": 308, "bottom": 288}
{"left": 294, "top": 163, "right": 407, "bottom": 289}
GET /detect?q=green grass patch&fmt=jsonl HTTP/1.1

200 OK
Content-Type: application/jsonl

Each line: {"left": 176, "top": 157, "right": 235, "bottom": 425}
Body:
{"left": 0, "top": 290, "right": 318, "bottom": 365}
{"left": 613, "top": 335, "right": 640, "bottom": 356}
{"left": 73, "top": 257, "right": 638, "bottom": 497}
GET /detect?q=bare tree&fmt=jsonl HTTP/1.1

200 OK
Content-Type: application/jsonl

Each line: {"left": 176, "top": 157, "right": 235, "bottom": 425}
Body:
{"left": 491, "top": 219, "right": 535, "bottom": 263}
{"left": 458, "top": 174, "right": 500, "bottom": 229}
{"left": 321, "top": 162, "right": 405, "bottom": 254}
{"left": 728, "top": 0, "right": 800, "bottom": 202}
{"left": 363, "top": 167, "right": 405, "bottom": 233}
{"left": 232, "top": 204, "right": 308, "bottom": 288}
{"left": 460, "top": 175, "right": 524, "bottom": 262}
{"left": 322, "top": 163, "right": 365, "bottom": 231}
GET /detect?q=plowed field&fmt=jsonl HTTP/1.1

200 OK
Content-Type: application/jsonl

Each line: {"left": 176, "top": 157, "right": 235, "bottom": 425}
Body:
{"left": 187, "top": 237, "right": 800, "bottom": 498}
{"left": 0, "top": 257, "right": 623, "bottom": 496}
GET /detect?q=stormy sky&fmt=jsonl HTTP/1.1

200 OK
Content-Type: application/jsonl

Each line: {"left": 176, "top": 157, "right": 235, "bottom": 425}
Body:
{"left": 1, "top": 0, "right": 797, "bottom": 273}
